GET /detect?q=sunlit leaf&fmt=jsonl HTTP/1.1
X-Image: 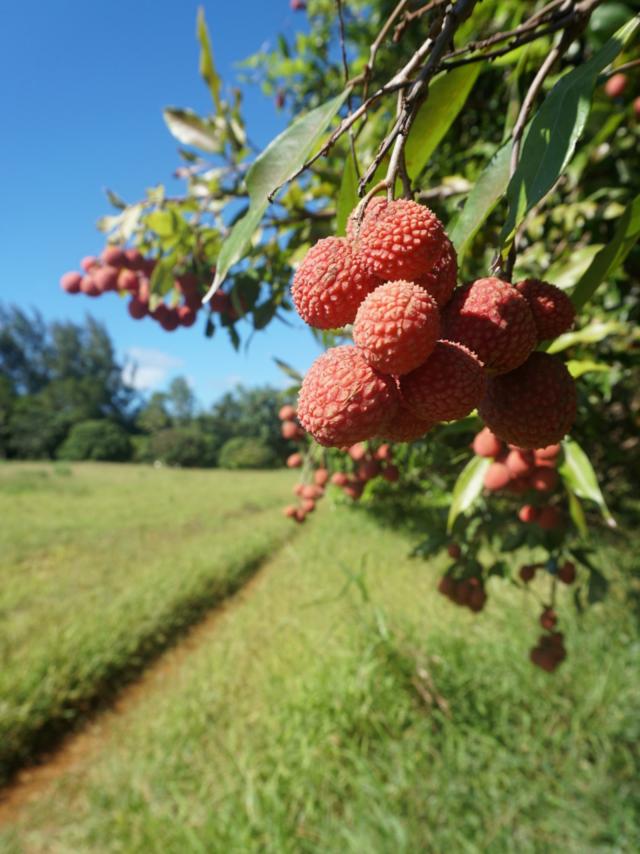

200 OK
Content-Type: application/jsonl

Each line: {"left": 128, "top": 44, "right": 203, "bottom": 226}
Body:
{"left": 197, "top": 7, "right": 222, "bottom": 111}
{"left": 566, "top": 487, "right": 589, "bottom": 536}
{"left": 163, "top": 108, "right": 225, "bottom": 153}
{"left": 560, "top": 438, "right": 615, "bottom": 527}
{"left": 447, "top": 455, "right": 490, "bottom": 533}
{"left": 566, "top": 359, "right": 609, "bottom": 379}
{"left": 546, "top": 320, "right": 626, "bottom": 353}
{"left": 405, "top": 64, "right": 482, "bottom": 181}
{"left": 571, "top": 194, "right": 640, "bottom": 310}
{"left": 544, "top": 244, "right": 604, "bottom": 290}
{"left": 499, "top": 17, "right": 640, "bottom": 251}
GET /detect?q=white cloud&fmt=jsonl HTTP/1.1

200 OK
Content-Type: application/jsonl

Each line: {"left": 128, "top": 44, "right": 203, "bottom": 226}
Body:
{"left": 123, "top": 348, "right": 185, "bottom": 391}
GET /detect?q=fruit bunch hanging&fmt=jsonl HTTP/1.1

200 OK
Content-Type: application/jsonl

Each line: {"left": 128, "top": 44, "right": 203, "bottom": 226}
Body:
{"left": 294, "top": 198, "right": 578, "bottom": 450}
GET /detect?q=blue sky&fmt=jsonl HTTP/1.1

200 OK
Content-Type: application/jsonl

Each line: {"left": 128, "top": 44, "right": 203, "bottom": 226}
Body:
{"left": 0, "top": 0, "right": 324, "bottom": 407}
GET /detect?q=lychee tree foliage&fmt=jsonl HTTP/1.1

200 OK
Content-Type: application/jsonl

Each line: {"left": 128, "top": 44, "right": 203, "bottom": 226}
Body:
{"left": 62, "top": 2, "right": 640, "bottom": 669}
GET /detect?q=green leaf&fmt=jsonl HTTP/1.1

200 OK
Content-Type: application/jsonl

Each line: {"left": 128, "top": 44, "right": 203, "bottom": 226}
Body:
{"left": 447, "top": 455, "right": 490, "bottom": 533}
{"left": 499, "top": 16, "right": 640, "bottom": 250}
{"left": 335, "top": 151, "right": 358, "bottom": 237}
{"left": 150, "top": 257, "right": 176, "bottom": 297}
{"left": 570, "top": 194, "right": 640, "bottom": 311}
{"left": 206, "top": 90, "right": 349, "bottom": 297}
{"left": 450, "top": 140, "right": 512, "bottom": 257}
{"left": 273, "top": 357, "right": 303, "bottom": 383}
{"left": 146, "top": 210, "right": 177, "bottom": 238}
{"left": 544, "top": 244, "right": 604, "bottom": 291}
{"left": 560, "top": 439, "right": 616, "bottom": 527}
{"left": 566, "top": 359, "right": 609, "bottom": 379}
{"left": 196, "top": 7, "right": 222, "bottom": 111}
{"left": 546, "top": 320, "right": 626, "bottom": 353}
{"left": 566, "top": 486, "right": 589, "bottom": 536}
{"left": 405, "top": 64, "right": 482, "bottom": 181}
{"left": 105, "top": 188, "right": 127, "bottom": 210}
{"left": 163, "top": 108, "right": 224, "bottom": 153}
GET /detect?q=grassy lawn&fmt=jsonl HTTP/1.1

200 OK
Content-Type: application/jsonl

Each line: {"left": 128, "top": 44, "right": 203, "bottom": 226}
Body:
{"left": 2, "top": 493, "right": 638, "bottom": 852}
{"left": 0, "top": 462, "right": 294, "bottom": 782}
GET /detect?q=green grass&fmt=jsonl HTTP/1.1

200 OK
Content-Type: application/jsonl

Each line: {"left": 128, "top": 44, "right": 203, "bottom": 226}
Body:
{"left": 0, "top": 462, "right": 294, "bottom": 781}
{"left": 2, "top": 493, "right": 638, "bottom": 852}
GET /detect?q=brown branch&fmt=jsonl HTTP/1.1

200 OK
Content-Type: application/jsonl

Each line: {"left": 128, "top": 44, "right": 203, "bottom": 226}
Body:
{"left": 362, "top": 0, "right": 411, "bottom": 101}
{"left": 336, "top": 0, "right": 361, "bottom": 180}
{"left": 392, "top": 0, "right": 448, "bottom": 44}
{"left": 604, "top": 57, "right": 640, "bottom": 77}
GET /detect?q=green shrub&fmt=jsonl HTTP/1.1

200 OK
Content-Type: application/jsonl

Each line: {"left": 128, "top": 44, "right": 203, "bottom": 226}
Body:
{"left": 148, "top": 428, "right": 217, "bottom": 468}
{"left": 57, "top": 420, "right": 132, "bottom": 462}
{"left": 217, "top": 437, "right": 278, "bottom": 469}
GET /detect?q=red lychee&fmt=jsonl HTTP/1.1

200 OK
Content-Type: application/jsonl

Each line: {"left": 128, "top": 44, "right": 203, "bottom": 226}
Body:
{"left": 400, "top": 340, "right": 486, "bottom": 423}
{"left": 518, "top": 504, "right": 538, "bottom": 523}
{"left": 468, "top": 584, "right": 487, "bottom": 613}
{"left": 60, "top": 272, "right": 82, "bottom": 294}
{"left": 353, "top": 280, "right": 440, "bottom": 375}
{"left": 283, "top": 505, "right": 297, "bottom": 518}
{"left": 530, "top": 646, "right": 558, "bottom": 673}
{"left": 286, "top": 453, "right": 303, "bottom": 468}
{"left": 535, "top": 444, "right": 561, "bottom": 461}
{"left": 605, "top": 72, "right": 627, "bottom": 98}
{"left": 381, "top": 464, "right": 399, "bottom": 482}
{"left": 414, "top": 236, "right": 458, "bottom": 307}
{"left": 123, "top": 248, "right": 144, "bottom": 270}
{"left": 294, "top": 508, "right": 307, "bottom": 523}
{"left": 81, "top": 256, "right": 98, "bottom": 273}
{"left": 128, "top": 297, "right": 148, "bottom": 319}
{"left": 472, "top": 427, "right": 503, "bottom": 458}
{"left": 377, "top": 405, "right": 434, "bottom": 443}
{"left": 314, "top": 468, "right": 329, "bottom": 487}
{"left": 281, "top": 420, "right": 299, "bottom": 440}
{"left": 101, "top": 245, "right": 126, "bottom": 267}
{"left": 634, "top": 96, "right": 640, "bottom": 119}
{"left": 357, "top": 199, "right": 448, "bottom": 281}
{"left": 375, "top": 443, "right": 392, "bottom": 461}
{"left": 348, "top": 442, "right": 367, "bottom": 461}
{"left": 444, "top": 277, "right": 537, "bottom": 374}
{"left": 302, "top": 498, "right": 316, "bottom": 513}
{"left": 558, "top": 560, "right": 576, "bottom": 584}
{"left": 158, "top": 307, "right": 179, "bottom": 332}
{"left": 438, "top": 575, "right": 456, "bottom": 599}
{"left": 531, "top": 466, "right": 558, "bottom": 492}
{"left": 297, "top": 346, "right": 399, "bottom": 447}
{"left": 279, "top": 404, "right": 297, "bottom": 421}
{"left": 357, "top": 459, "right": 381, "bottom": 481}
{"left": 292, "top": 237, "right": 381, "bottom": 329}
{"left": 515, "top": 279, "right": 575, "bottom": 341}
{"left": 447, "top": 543, "right": 461, "bottom": 559}
{"left": 178, "top": 306, "right": 197, "bottom": 327}
{"left": 343, "top": 480, "right": 364, "bottom": 500}
{"left": 505, "top": 449, "right": 534, "bottom": 477}
{"left": 483, "top": 461, "right": 511, "bottom": 491}
{"left": 540, "top": 608, "right": 557, "bottom": 630}
{"left": 93, "top": 266, "right": 119, "bottom": 293}
{"left": 478, "top": 352, "right": 577, "bottom": 449}
{"left": 118, "top": 269, "right": 139, "bottom": 293}
{"left": 80, "top": 275, "right": 100, "bottom": 297}
{"left": 346, "top": 196, "right": 387, "bottom": 242}
{"left": 331, "top": 471, "right": 349, "bottom": 487}
{"left": 519, "top": 564, "right": 536, "bottom": 582}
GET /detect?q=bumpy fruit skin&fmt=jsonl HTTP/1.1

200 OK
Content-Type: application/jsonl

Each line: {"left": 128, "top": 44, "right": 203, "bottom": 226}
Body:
{"left": 478, "top": 352, "right": 577, "bottom": 449}
{"left": 60, "top": 271, "right": 82, "bottom": 293}
{"left": 515, "top": 279, "right": 575, "bottom": 341}
{"left": 297, "top": 346, "right": 398, "bottom": 447}
{"left": 414, "top": 237, "right": 458, "bottom": 307}
{"left": 483, "top": 462, "right": 511, "bottom": 491}
{"left": 377, "top": 405, "right": 433, "bottom": 443}
{"left": 346, "top": 197, "right": 387, "bottom": 242}
{"left": 357, "top": 199, "right": 447, "bottom": 281}
{"left": 292, "top": 237, "right": 381, "bottom": 329}
{"left": 444, "top": 277, "right": 537, "bottom": 373}
{"left": 353, "top": 280, "right": 440, "bottom": 375}
{"left": 472, "top": 427, "right": 502, "bottom": 458}
{"left": 400, "top": 340, "right": 486, "bottom": 423}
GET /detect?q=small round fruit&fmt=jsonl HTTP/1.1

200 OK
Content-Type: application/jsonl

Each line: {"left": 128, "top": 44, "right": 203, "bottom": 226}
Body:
{"left": 286, "top": 453, "right": 303, "bottom": 468}
{"left": 348, "top": 443, "right": 367, "bottom": 461}
{"left": 279, "top": 404, "right": 297, "bottom": 421}
{"left": 505, "top": 449, "right": 534, "bottom": 477}
{"left": 483, "top": 461, "right": 511, "bottom": 491}
{"left": 605, "top": 72, "right": 627, "bottom": 98}
{"left": 381, "top": 464, "right": 400, "bottom": 482}
{"left": 178, "top": 306, "right": 197, "bottom": 327}
{"left": 558, "top": 561, "right": 576, "bottom": 584}
{"left": 281, "top": 420, "right": 299, "bottom": 440}
{"left": 478, "top": 352, "right": 577, "bottom": 449}
{"left": 118, "top": 269, "right": 139, "bottom": 293}
{"left": 518, "top": 505, "right": 538, "bottom": 524}
{"left": 414, "top": 237, "right": 458, "bottom": 307}
{"left": 472, "top": 427, "right": 503, "bottom": 458}
{"left": 330, "top": 471, "right": 349, "bottom": 487}
{"left": 80, "top": 275, "right": 100, "bottom": 297}
{"left": 540, "top": 607, "right": 557, "bottom": 630}
{"left": 60, "top": 271, "right": 82, "bottom": 294}
{"left": 519, "top": 564, "right": 536, "bottom": 583}
{"left": 531, "top": 466, "right": 558, "bottom": 492}
{"left": 314, "top": 468, "right": 329, "bottom": 487}
{"left": 515, "top": 279, "right": 575, "bottom": 341}
{"left": 283, "top": 505, "right": 297, "bottom": 518}
{"left": 101, "top": 245, "right": 126, "bottom": 267}
{"left": 447, "top": 543, "right": 461, "bottom": 560}
{"left": 353, "top": 280, "right": 440, "bottom": 375}
{"left": 128, "top": 297, "right": 148, "bottom": 319}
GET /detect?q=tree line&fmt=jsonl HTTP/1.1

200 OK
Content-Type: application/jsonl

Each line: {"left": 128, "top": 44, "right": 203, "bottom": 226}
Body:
{"left": 0, "top": 305, "right": 294, "bottom": 467}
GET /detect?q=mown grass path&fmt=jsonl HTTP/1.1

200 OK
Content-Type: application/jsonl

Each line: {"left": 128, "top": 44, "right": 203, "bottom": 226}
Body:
{"left": 1, "top": 487, "right": 638, "bottom": 852}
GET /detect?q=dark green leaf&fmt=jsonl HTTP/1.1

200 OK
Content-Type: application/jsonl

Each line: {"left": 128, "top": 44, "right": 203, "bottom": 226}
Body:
{"left": 447, "top": 455, "right": 490, "bottom": 533}
{"left": 571, "top": 194, "right": 640, "bottom": 311}
{"left": 196, "top": 7, "right": 222, "bottom": 110}
{"left": 560, "top": 439, "right": 616, "bottom": 527}
{"left": 405, "top": 64, "right": 482, "bottom": 181}
{"left": 105, "top": 188, "right": 127, "bottom": 210}
{"left": 499, "top": 16, "right": 639, "bottom": 249}
{"left": 450, "top": 140, "right": 512, "bottom": 257}
{"left": 227, "top": 324, "right": 240, "bottom": 351}
{"left": 253, "top": 302, "right": 277, "bottom": 330}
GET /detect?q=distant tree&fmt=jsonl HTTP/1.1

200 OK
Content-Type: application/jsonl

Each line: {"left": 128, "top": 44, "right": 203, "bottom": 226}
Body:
{"left": 135, "top": 392, "right": 172, "bottom": 434}
{"left": 57, "top": 420, "right": 132, "bottom": 462}
{"left": 0, "top": 375, "right": 17, "bottom": 458}
{"left": 218, "top": 437, "right": 278, "bottom": 470}
{"left": 147, "top": 427, "right": 217, "bottom": 468}
{"left": 166, "top": 376, "right": 197, "bottom": 424}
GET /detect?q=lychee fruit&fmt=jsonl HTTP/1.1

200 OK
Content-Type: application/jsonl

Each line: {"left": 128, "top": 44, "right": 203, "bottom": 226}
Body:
{"left": 515, "top": 279, "right": 575, "bottom": 341}
{"left": 294, "top": 508, "right": 307, "bottom": 523}
{"left": 414, "top": 236, "right": 458, "bottom": 307}
{"left": 540, "top": 607, "right": 557, "bottom": 630}
{"left": 531, "top": 466, "right": 558, "bottom": 492}
{"left": 438, "top": 575, "right": 456, "bottom": 599}
{"left": 505, "top": 449, "right": 534, "bottom": 477}
{"left": 297, "top": 346, "right": 399, "bottom": 447}
{"left": 605, "top": 72, "right": 627, "bottom": 98}
{"left": 123, "top": 248, "right": 144, "bottom": 270}
{"left": 346, "top": 196, "right": 387, "bottom": 241}
{"left": 60, "top": 271, "right": 82, "bottom": 294}
{"left": 483, "top": 461, "right": 511, "bottom": 491}
{"left": 447, "top": 543, "right": 461, "bottom": 559}
{"left": 357, "top": 199, "right": 448, "bottom": 281}
{"left": 128, "top": 297, "right": 148, "bottom": 319}
{"left": 81, "top": 256, "right": 98, "bottom": 273}
{"left": 353, "top": 280, "right": 440, "bottom": 375}
{"left": 558, "top": 560, "right": 576, "bottom": 584}
{"left": 80, "top": 275, "right": 100, "bottom": 297}
{"left": 101, "top": 245, "right": 126, "bottom": 267}
{"left": 478, "top": 353, "right": 577, "bottom": 449}
{"left": 400, "top": 340, "right": 486, "bottom": 423}
{"left": 279, "top": 404, "right": 297, "bottom": 421}
{"left": 634, "top": 96, "right": 640, "bottom": 119}
{"left": 472, "top": 427, "right": 502, "bottom": 458}
{"left": 381, "top": 464, "right": 399, "bottom": 482}
{"left": 331, "top": 471, "right": 349, "bottom": 487}
{"left": 158, "top": 307, "right": 179, "bottom": 332}
{"left": 348, "top": 442, "right": 368, "bottom": 461}
{"left": 283, "top": 505, "right": 297, "bottom": 518}
{"left": 281, "top": 420, "right": 299, "bottom": 440}
{"left": 302, "top": 498, "right": 316, "bottom": 513}
{"left": 178, "top": 306, "right": 197, "bottom": 327}
{"left": 314, "top": 468, "right": 329, "bottom": 487}
{"left": 93, "top": 266, "right": 119, "bottom": 293}
{"left": 377, "top": 404, "right": 434, "bottom": 443}
{"left": 286, "top": 453, "right": 303, "bottom": 468}
{"left": 535, "top": 443, "right": 561, "bottom": 461}
{"left": 375, "top": 444, "right": 392, "bottom": 461}
{"left": 357, "top": 459, "right": 380, "bottom": 481}
{"left": 292, "top": 237, "right": 381, "bottom": 329}
{"left": 518, "top": 505, "right": 538, "bottom": 523}
{"left": 444, "top": 277, "right": 537, "bottom": 374}
{"left": 519, "top": 564, "right": 536, "bottom": 582}
{"left": 118, "top": 269, "right": 139, "bottom": 293}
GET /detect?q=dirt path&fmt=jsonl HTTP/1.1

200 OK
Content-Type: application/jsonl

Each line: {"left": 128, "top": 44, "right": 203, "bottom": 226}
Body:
{"left": 0, "top": 549, "right": 280, "bottom": 826}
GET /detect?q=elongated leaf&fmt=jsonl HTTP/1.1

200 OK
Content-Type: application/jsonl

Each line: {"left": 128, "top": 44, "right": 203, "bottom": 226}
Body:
{"left": 546, "top": 320, "right": 626, "bottom": 353}
{"left": 163, "top": 108, "right": 224, "bottom": 153}
{"left": 544, "top": 244, "right": 604, "bottom": 290}
{"left": 336, "top": 152, "right": 358, "bottom": 237}
{"left": 405, "top": 64, "right": 482, "bottom": 181}
{"left": 571, "top": 194, "right": 640, "bottom": 310}
{"left": 499, "top": 16, "right": 640, "bottom": 249}
{"left": 206, "top": 90, "right": 349, "bottom": 297}
{"left": 560, "top": 439, "right": 615, "bottom": 527}
{"left": 447, "top": 455, "right": 490, "bottom": 533}
{"left": 450, "top": 140, "right": 512, "bottom": 257}
{"left": 566, "top": 487, "right": 589, "bottom": 537}
{"left": 566, "top": 359, "right": 609, "bottom": 379}
{"left": 197, "top": 7, "right": 222, "bottom": 111}
{"left": 273, "top": 357, "right": 303, "bottom": 383}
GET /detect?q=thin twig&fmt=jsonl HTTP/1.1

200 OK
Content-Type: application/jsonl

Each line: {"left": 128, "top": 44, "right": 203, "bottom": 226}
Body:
{"left": 604, "top": 57, "right": 640, "bottom": 77}
{"left": 392, "top": 0, "right": 448, "bottom": 43}
{"left": 363, "top": 0, "right": 411, "bottom": 101}
{"left": 336, "top": 0, "right": 361, "bottom": 180}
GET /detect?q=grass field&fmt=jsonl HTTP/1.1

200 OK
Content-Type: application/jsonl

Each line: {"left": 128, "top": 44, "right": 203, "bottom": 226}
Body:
{"left": 0, "top": 462, "right": 294, "bottom": 781}
{"left": 1, "top": 463, "right": 638, "bottom": 852}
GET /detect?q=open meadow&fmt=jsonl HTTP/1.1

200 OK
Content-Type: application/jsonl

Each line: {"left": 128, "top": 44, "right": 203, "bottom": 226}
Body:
{"left": 0, "top": 462, "right": 638, "bottom": 852}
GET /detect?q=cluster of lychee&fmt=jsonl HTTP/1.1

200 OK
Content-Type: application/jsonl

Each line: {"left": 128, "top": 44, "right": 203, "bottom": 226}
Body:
{"left": 293, "top": 197, "right": 577, "bottom": 451}
{"left": 437, "top": 567, "right": 487, "bottom": 613}
{"left": 60, "top": 246, "right": 236, "bottom": 331}
{"left": 520, "top": 560, "right": 576, "bottom": 672}
{"left": 473, "top": 427, "right": 564, "bottom": 531}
